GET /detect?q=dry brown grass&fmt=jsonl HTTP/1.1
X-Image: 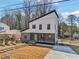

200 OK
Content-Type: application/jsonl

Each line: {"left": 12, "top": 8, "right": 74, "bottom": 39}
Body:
{"left": 0, "top": 46, "right": 50, "bottom": 59}
{"left": 58, "top": 39, "right": 79, "bottom": 46}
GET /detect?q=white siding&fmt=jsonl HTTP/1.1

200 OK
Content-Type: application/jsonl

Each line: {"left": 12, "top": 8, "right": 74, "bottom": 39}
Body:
{"left": 0, "top": 23, "right": 10, "bottom": 32}
{"left": 29, "top": 12, "right": 58, "bottom": 34}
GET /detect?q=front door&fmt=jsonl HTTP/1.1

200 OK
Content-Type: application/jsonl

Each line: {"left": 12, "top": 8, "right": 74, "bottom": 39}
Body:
{"left": 34, "top": 34, "right": 37, "bottom": 41}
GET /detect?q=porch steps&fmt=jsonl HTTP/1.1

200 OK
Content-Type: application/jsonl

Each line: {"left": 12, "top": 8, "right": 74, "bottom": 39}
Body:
{"left": 35, "top": 43, "right": 53, "bottom": 48}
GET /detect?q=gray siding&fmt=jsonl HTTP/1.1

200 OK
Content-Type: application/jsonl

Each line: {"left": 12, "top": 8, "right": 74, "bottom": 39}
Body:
{"left": 21, "top": 33, "right": 30, "bottom": 42}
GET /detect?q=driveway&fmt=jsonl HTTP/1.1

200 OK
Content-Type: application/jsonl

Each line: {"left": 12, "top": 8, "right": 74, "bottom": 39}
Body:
{"left": 36, "top": 44, "right": 76, "bottom": 54}
{"left": 53, "top": 45, "right": 76, "bottom": 54}
{"left": 44, "top": 45, "right": 79, "bottom": 59}
{"left": 44, "top": 50, "right": 79, "bottom": 59}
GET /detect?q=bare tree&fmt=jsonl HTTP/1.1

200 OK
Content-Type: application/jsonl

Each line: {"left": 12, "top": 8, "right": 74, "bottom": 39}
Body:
{"left": 22, "top": 0, "right": 53, "bottom": 31}
{"left": 14, "top": 10, "right": 22, "bottom": 30}
{"left": 23, "top": 0, "right": 30, "bottom": 30}
{"left": 67, "top": 15, "right": 76, "bottom": 40}
{"left": 1, "top": 9, "right": 15, "bottom": 29}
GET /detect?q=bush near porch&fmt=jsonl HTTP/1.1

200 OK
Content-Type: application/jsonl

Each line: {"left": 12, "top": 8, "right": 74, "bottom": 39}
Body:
{"left": 0, "top": 34, "right": 16, "bottom": 46}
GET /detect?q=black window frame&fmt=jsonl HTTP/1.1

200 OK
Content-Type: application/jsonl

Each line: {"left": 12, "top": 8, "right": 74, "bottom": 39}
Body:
{"left": 39, "top": 24, "right": 42, "bottom": 30}
{"left": 32, "top": 25, "right": 36, "bottom": 29}
{"left": 47, "top": 24, "right": 51, "bottom": 30}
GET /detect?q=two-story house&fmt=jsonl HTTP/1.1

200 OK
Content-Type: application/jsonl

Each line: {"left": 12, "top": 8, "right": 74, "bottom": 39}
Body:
{"left": 22, "top": 10, "right": 59, "bottom": 44}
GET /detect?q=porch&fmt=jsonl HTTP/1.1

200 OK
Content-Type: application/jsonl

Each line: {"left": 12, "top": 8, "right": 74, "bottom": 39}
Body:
{"left": 22, "top": 33, "right": 56, "bottom": 43}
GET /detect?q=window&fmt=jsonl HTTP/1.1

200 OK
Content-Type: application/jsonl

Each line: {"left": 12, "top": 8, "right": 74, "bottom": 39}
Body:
{"left": 39, "top": 24, "right": 42, "bottom": 30}
{"left": 24, "top": 35, "right": 27, "bottom": 38}
{"left": 55, "top": 25, "right": 56, "bottom": 30}
{"left": 47, "top": 24, "right": 51, "bottom": 30}
{"left": 32, "top": 25, "right": 36, "bottom": 29}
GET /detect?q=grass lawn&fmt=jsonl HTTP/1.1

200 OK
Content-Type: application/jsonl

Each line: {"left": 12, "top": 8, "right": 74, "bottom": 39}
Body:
{"left": 11, "top": 46, "right": 50, "bottom": 59}
{"left": 0, "top": 46, "right": 50, "bottom": 59}
{"left": 70, "top": 45, "right": 79, "bottom": 54}
{"left": 58, "top": 39, "right": 79, "bottom": 54}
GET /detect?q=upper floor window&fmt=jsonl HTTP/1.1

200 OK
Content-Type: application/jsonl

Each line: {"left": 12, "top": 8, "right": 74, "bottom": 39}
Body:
{"left": 47, "top": 24, "right": 51, "bottom": 30}
{"left": 32, "top": 25, "right": 36, "bottom": 29}
{"left": 55, "top": 25, "right": 56, "bottom": 30}
{"left": 39, "top": 24, "right": 42, "bottom": 30}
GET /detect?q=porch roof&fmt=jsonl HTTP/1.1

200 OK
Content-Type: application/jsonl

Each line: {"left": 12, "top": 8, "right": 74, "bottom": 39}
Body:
{"left": 22, "top": 29, "right": 54, "bottom": 34}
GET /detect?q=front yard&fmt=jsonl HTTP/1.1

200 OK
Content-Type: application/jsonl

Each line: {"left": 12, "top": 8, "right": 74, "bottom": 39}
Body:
{"left": 1, "top": 39, "right": 79, "bottom": 59}
{"left": 0, "top": 44, "right": 50, "bottom": 59}
{"left": 10, "top": 46, "right": 50, "bottom": 59}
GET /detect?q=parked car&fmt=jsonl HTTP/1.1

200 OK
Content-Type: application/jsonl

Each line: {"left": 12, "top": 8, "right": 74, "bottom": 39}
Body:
{"left": 73, "top": 34, "right": 79, "bottom": 40}
{"left": 58, "top": 35, "right": 64, "bottom": 39}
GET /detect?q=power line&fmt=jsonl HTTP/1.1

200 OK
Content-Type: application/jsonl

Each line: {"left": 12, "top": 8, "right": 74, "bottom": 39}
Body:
{"left": 0, "top": 3, "right": 23, "bottom": 9}
{"left": 0, "top": 0, "right": 36, "bottom": 9}
{"left": 0, "top": 0, "right": 70, "bottom": 9}
{"left": 0, "top": 3, "right": 54, "bottom": 12}
{"left": 0, "top": 0, "right": 70, "bottom": 12}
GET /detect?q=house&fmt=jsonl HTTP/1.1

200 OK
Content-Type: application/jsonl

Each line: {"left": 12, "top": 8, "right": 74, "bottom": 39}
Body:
{"left": 0, "top": 22, "right": 10, "bottom": 33}
{"left": 21, "top": 10, "right": 59, "bottom": 44}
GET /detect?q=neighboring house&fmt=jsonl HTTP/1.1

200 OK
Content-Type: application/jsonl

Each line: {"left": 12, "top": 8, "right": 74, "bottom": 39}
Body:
{"left": 0, "top": 22, "right": 10, "bottom": 33}
{"left": 22, "top": 10, "right": 59, "bottom": 43}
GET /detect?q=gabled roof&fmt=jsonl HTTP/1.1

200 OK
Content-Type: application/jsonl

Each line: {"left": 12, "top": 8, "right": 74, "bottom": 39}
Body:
{"left": 29, "top": 10, "right": 59, "bottom": 23}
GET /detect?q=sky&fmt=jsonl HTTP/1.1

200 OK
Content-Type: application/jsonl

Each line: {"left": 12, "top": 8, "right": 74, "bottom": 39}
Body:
{"left": 0, "top": 0, "right": 22, "bottom": 7}
{"left": 56, "top": 0, "right": 79, "bottom": 18}
{"left": 0, "top": 0, "right": 79, "bottom": 18}
{"left": 0, "top": 0, "right": 23, "bottom": 10}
